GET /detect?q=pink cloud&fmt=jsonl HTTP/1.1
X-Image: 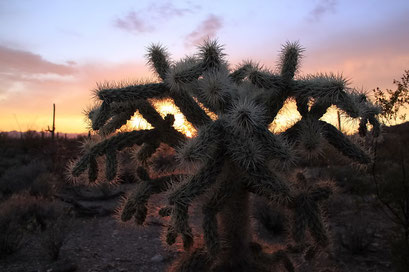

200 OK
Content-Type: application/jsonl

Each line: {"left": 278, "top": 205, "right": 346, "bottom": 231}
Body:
{"left": 0, "top": 48, "right": 151, "bottom": 133}
{"left": 185, "top": 14, "right": 223, "bottom": 47}
{"left": 0, "top": 45, "right": 75, "bottom": 75}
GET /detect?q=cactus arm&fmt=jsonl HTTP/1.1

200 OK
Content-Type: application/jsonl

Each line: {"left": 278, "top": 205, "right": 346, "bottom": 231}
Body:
{"left": 254, "top": 126, "right": 294, "bottom": 163}
{"left": 292, "top": 201, "right": 308, "bottom": 244}
{"left": 167, "top": 147, "right": 225, "bottom": 249}
{"left": 280, "top": 122, "right": 302, "bottom": 145}
{"left": 202, "top": 168, "right": 236, "bottom": 256}
{"left": 228, "top": 62, "right": 253, "bottom": 84}
{"left": 97, "top": 82, "right": 169, "bottom": 103}
{"left": 292, "top": 74, "right": 347, "bottom": 102}
{"left": 99, "top": 110, "right": 135, "bottom": 136}
{"left": 92, "top": 101, "right": 111, "bottom": 130}
{"left": 121, "top": 167, "right": 182, "bottom": 224}
{"left": 197, "top": 39, "right": 226, "bottom": 71}
{"left": 178, "top": 119, "right": 225, "bottom": 164}
{"left": 170, "top": 91, "right": 212, "bottom": 128}
{"left": 291, "top": 180, "right": 333, "bottom": 248}
{"left": 134, "top": 99, "right": 168, "bottom": 128}
{"left": 71, "top": 129, "right": 159, "bottom": 178}
{"left": 146, "top": 44, "right": 214, "bottom": 128}
{"left": 196, "top": 70, "right": 234, "bottom": 114}
{"left": 308, "top": 99, "right": 332, "bottom": 119}
{"left": 88, "top": 156, "right": 98, "bottom": 183}
{"left": 279, "top": 41, "right": 303, "bottom": 82}
{"left": 105, "top": 149, "right": 117, "bottom": 181}
{"left": 146, "top": 43, "right": 171, "bottom": 81}
{"left": 243, "top": 166, "right": 291, "bottom": 203}
{"left": 307, "top": 203, "right": 329, "bottom": 247}
{"left": 136, "top": 141, "right": 160, "bottom": 164}
{"left": 320, "top": 120, "right": 371, "bottom": 163}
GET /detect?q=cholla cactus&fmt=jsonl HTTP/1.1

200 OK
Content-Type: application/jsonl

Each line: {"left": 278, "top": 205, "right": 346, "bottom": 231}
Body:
{"left": 68, "top": 40, "right": 380, "bottom": 271}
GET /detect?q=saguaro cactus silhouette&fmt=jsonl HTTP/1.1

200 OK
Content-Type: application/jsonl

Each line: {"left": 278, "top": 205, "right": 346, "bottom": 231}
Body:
{"left": 68, "top": 40, "right": 380, "bottom": 271}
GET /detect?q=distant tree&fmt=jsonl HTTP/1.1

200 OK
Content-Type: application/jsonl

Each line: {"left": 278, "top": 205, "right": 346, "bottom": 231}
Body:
{"left": 372, "top": 70, "right": 409, "bottom": 124}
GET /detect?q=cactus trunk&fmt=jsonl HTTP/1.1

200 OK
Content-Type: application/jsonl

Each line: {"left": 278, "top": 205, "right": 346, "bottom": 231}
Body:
{"left": 216, "top": 188, "right": 251, "bottom": 270}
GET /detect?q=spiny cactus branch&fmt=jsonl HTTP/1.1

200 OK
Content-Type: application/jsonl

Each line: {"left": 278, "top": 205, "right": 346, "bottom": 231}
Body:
{"left": 68, "top": 39, "right": 381, "bottom": 272}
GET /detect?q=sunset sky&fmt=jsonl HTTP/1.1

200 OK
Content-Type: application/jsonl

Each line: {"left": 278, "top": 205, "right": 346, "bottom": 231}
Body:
{"left": 1, "top": 0, "right": 408, "bottom": 133}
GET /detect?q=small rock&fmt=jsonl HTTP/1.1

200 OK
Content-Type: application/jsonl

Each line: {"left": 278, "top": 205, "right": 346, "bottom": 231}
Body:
{"left": 151, "top": 254, "right": 164, "bottom": 262}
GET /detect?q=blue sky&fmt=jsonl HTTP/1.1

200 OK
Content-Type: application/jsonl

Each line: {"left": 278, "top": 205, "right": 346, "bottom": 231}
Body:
{"left": 1, "top": 0, "right": 408, "bottom": 132}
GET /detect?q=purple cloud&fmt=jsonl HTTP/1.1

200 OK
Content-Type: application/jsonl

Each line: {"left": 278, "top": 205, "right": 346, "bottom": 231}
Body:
{"left": 114, "top": 11, "right": 154, "bottom": 33}
{"left": 308, "top": 0, "right": 337, "bottom": 22}
{"left": 115, "top": 2, "right": 198, "bottom": 35}
{"left": 185, "top": 14, "right": 223, "bottom": 47}
{"left": 151, "top": 2, "right": 196, "bottom": 19}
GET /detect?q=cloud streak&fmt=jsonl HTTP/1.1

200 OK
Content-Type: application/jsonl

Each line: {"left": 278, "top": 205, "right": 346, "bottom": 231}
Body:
{"left": 307, "top": 0, "right": 337, "bottom": 22}
{"left": 149, "top": 2, "right": 196, "bottom": 19}
{"left": 0, "top": 53, "right": 151, "bottom": 133}
{"left": 114, "top": 11, "right": 154, "bottom": 33}
{"left": 185, "top": 14, "right": 223, "bottom": 47}
{"left": 0, "top": 45, "right": 75, "bottom": 75}
{"left": 114, "top": 2, "right": 198, "bottom": 35}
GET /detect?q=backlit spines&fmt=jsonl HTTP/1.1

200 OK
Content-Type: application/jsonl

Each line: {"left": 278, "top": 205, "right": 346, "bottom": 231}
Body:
{"left": 68, "top": 39, "right": 381, "bottom": 272}
{"left": 279, "top": 41, "right": 304, "bottom": 82}
{"left": 146, "top": 43, "right": 171, "bottom": 81}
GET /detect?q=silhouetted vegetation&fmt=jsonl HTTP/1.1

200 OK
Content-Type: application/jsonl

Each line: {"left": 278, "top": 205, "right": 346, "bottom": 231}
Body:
{"left": 67, "top": 40, "right": 381, "bottom": 272}
{"left": 372, "top": 70, "right": 409, "bottom": 124}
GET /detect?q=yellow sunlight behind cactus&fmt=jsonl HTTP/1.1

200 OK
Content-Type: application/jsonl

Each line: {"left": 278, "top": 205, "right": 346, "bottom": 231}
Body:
{"left": 127, "top": 99, "right": 357, "bottom": 137}
{"left": 128, "top": 98, "right": 197, "bottom": 138}
{"left": 269, "top": 100, "right": 302, "bottom": 133}
{"left": 128, "top": 112, "right": 153, "bottom": 131}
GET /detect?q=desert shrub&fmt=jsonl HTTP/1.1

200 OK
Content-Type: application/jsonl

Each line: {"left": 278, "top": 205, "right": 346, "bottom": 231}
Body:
{"left": 0, "top": 193, "right": 64, "bottom": 258}
{"left": 372, "top": 128, "right": 409, "bottom": 270}
{"left": 0, "top": 161, "right": 48, "bottom": 196}
{"left": 372, "top": 70, "right": 409, "bottom": 125}
{"left": 0, "top": 212, "right": 24, "bottom": 257}
{"left": 0, "top": 194, "right": 60, "bottom": 232}
{"left": 390, "top": 235, "right": 409, "bottom": 272}
{"left": 327, "top": 166, "right": 373, "bottom": 195}
{"left": 340, "top": 217, "right": 374, "bottom": 254}
{"left": 30, "top": 172, "right": 58, "bottom": 198}
{"left": 41, "top": 215, "right": 72, "bottom": 260}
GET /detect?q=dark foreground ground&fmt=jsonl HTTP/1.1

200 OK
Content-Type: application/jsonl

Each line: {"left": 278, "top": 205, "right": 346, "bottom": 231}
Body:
{"left": 0, "top": 124, "right": 408, "bottom": 272}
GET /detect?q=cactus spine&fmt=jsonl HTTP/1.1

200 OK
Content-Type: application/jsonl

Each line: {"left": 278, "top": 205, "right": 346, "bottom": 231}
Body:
{"left": 68, "top": 40, "right": 380, "bottom": 271}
